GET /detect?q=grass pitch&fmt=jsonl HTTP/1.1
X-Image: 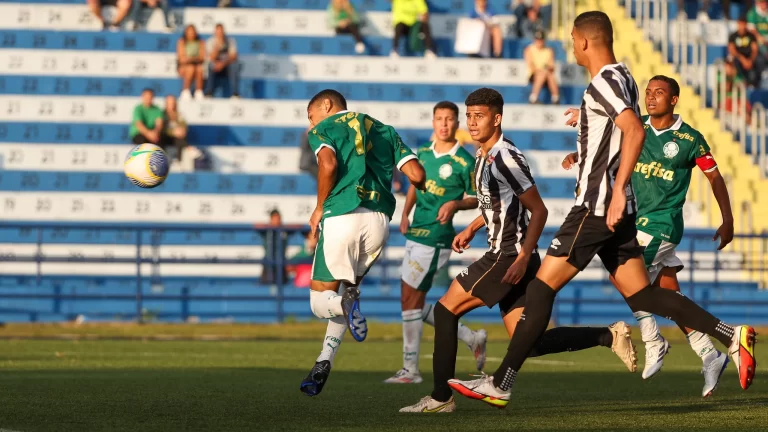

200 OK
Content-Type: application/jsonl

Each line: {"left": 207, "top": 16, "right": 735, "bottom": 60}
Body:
{"left": 0, "top": 323, "right": 765, "bottom": 432}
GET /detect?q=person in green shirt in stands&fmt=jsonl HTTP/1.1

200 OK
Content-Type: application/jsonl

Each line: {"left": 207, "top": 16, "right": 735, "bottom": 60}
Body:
{"left": 328, "top": 0, "right": 366, "bottom": 54}
{"left": 129, "top": 88, "right": 164, "bottom": 145}
{"left": 747, "top": 0, "right": 768, "bottom": 52}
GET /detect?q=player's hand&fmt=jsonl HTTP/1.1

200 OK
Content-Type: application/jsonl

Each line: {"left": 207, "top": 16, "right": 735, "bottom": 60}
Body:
{"left": 452, "top": 228, "right": 475, "bottom": 253}
{"left": 399, "top": 215, "right": 410, "bottom": 235}
{"left": 564, "top": 108, "right": 580, "bottom": 127}
{"left": 606, "top": 190, "right": 627, "bottom": 232}
{"left": 713, "top": 220, "right": 734, "bottom": 250}
{"left": 146, "top": 131, "right": 160, "bottom": 143}
{"left": 502, "top": 251, "right": 530, "bottom": 285}
{"left": 561, "top": 152, "right": 579, "bottom": 170}
{"left": 436, "top": 201, "right": 458, "bottom": 225}
{"left": 309, "top": 207, "right": 324, "bottom": 239}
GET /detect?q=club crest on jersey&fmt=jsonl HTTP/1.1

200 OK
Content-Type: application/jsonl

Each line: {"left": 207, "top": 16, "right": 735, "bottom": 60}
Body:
{"left": 438, "top": 163, "right": 453, "bottom": 179}
{"left": 663, "top": 141, "right": 679, "bottom": 158}
{"left": 486, "top": 156, "right": 495, "bottom": 165}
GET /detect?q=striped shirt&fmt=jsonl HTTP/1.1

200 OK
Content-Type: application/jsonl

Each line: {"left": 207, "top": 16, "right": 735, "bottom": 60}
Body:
{"left": 474, "top": 135, "right": 536, "bottom": 255}
{"left": 574, "top": 62, "right": 640, "bottom": 216}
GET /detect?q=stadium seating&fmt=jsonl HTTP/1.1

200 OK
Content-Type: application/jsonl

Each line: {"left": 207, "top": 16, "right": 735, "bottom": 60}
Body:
{"left": 0, "top": 0, "right": 762, "bottom": 324}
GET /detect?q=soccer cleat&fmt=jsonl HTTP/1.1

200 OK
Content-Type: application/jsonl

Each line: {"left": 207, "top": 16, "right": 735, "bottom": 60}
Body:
{"left": 641, "top": 337, "right": 670, "bottom": 379}
{"left": 609, "top": 321, "right": 638, "bottom": 372}
{"left": 728, "top": 325, "right": 757, "bottom": 390}
{"left": 447, "top": 374, "right": 510, "bottom": 409}
{"left": 468, "top": 329, "right": 488, "bottom": 371}
{"left": 701, "top": 351, "right": 729, "bottom": 398}
{"left": 399, "top": 396, "right": 456, "bottom": 413}
{"left": 341, "top": 287, "right": 367, "bottom": 342}
{"left": 299, "top": 360, "right": 331, "bottom": 397}
{"left": 384, "top": 368, "right": 423, "bottom": 384}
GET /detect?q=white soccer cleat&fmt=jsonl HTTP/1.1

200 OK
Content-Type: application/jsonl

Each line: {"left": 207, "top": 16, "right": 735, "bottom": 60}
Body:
{"left": 609, "top": 321, "right": 638, "bottom": 372}
{"left": 399, "top": 396, "right": 456, "bottom": 413}
{"left": 701, "top": 350, "right": 729, "bottom": 398}
{"left": 641, "top": 337, "right": 670, "bottom": 379}
{"left": 447, "top": 374, "right": 510, "bottom": 409}
{"left": 468, "top": 329, "right": 488, "bottom": 371}
{"left": 728, "top": 325, "right": 757, "bottom": 390}
{"left": 384, "top": 368, "right": 423, "bottom": 384}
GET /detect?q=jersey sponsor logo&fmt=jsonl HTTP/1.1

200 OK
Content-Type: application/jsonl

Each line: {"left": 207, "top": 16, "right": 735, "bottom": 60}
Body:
{"left": 356, "top": 185, "right": 381, "bottom": 201}
{"left": 478, "top": 194, "right": 492, "bottom": 210}
{"left": 699, "top": 144, "right": 708, "bottom": 156}
{"left": 438, "top": 163, "right": 453, "bottom": 179}
{"left": 425, "top": 180, "right": 446, "bottom": 196}
{"left": 672, "top": 131, "right": 695, "bottom": 142}
{"left": 408, "top": 227, "right": 431, "bottom": 237}
{"left": 450, "top": 155, "right": 468, "bottom": 167}
{"left": 634, "top": 161, "right": 675, "bottom": 181}
{"left": 663, "top": 141, "right": 680, "bottom": 158}
{"left": 408, "top": 259, "right": 425, "bottom": 272}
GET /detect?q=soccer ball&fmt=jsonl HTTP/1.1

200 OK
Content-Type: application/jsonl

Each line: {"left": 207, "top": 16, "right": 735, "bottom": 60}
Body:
{"left": 124, "top": 143, "right": 170, "bottom": 188}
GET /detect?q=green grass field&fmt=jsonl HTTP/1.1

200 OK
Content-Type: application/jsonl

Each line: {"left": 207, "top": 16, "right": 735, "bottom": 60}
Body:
{"left": 0, "top": 323, "right": 765, "bottom": 431}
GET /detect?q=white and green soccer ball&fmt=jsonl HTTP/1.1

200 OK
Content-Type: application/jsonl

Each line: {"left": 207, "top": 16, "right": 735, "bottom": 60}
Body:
{"left": 124, "top": 143, "right": 170, "bottom": 188}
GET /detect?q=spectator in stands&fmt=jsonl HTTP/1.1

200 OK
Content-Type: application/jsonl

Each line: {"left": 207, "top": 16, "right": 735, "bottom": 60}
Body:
{"left": 287, "top": 231, "right": 318, "bottom": 288}
{"left": 729, "top": 16, "right": 763, "bottom": 87}
{"left": 128, "top": 0, "right": 173, "bottom": 31}
{"left": 299, "top": 128, "right": 319, "bottom": 179}
{"left": 87, "top": 0, "right": 132, "bottom": 30}
{"left": 469, "top": 0, "right": 503, "bottom": 58}
{"left": 524, "top": 30, "right": 560, "bottom": 104}
{"left": 518, "top": 5, "right": 546, "bottom": 39}
{"left": 748, "top": 0, "right": 768, "bottom": 51}
{"left": 129, "top": 88, "right": 164, "bottom": 145}
{"left": 391, "top": 0, "right": 437, "bottom": 59}
{"left": 160, "top": 95, "right": 188, "bottom": 163}
{"left": 177, "top": 25, "right": 206, "bottom": 101}
{"left": 720, "top": 58, "right": 753, "bottom": 124}
{"left": 259, "top": 209, "right": 289, "bottom": 285}
{"left": 328, "top": 0, "right": 366, "bottom": 54}
{"left": 677, "top": 0, "right": 711, "bottom": 22}
{"left": 204, "top": 24, "right": 240, "bottom": 98}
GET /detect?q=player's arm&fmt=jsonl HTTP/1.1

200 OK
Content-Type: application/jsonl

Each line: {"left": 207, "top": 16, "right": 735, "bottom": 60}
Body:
{"left": 310, "top": 147, "right": 337, "bottom": 237}
{"left": 696, "top": 148, "right": 734, "bottom": 250}
{"left": 400, "top": 184, "right": 417, "bottom": 234}
{"left": 451, "top": 214, "right": 486, "bottom": 253}
{"left": 400, "top": 159, "right": 426, "bottom": 190}
{"left": 436, "top": 195, "right": 478, "bottom": 224}
{"left": 502, "top": 186, "right": 547, "bottom": 284}
{"left": 609, "top": 108, "right": 646, "bottom": 231}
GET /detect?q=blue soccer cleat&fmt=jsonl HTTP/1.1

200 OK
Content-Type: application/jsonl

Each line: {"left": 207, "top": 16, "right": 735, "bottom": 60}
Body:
{"left": 341, "top": 287, "right": 367, "bottom": 342}
{"left": 300, "top": 360, "right": 332, "bottom": 397}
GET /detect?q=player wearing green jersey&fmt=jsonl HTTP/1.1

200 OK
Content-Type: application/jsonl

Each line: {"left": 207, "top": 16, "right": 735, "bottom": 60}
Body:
{"left": 300, "top": 89, "right": 426, "bottom": 397}
{"left": 384, "top": 101, "right": 487, "bottom": 385}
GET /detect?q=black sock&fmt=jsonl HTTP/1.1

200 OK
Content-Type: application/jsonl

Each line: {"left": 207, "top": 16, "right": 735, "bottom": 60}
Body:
{"left": 431, "top": 302, "right": 460, "bottom": 402}
{"left": 625, "top": 285, "right": 734, "bottom": 347}
{"left": 528, "top": 327, "right": 613, "bottom": 357}
{"left": 492, "top": 278, "right": 556, "bottom": 391}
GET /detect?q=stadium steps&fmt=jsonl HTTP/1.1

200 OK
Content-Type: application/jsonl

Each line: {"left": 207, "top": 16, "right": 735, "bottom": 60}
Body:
{"left": 595, "top": 0, "right": 768, "bottom": 288}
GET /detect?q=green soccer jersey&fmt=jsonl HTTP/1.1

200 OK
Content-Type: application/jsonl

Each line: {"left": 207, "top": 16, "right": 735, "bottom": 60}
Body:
{"left": 308, "top": 111, "right": 417, "bottom": 219}
{"left": 748, "top": 8, "right": 768, "bottom": 38}
{"left": 405, "top": 142, "right": 477, "bottom": 248}
{"left": 633, "top": 115, "right": 714, "bottom": 244}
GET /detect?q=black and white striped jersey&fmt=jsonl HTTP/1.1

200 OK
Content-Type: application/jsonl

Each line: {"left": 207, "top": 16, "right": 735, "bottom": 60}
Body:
{"left": 574, "top": 62, "right": 640, "bottom": 216}
{"left": 474, "top": 135, "right": 536, "bottom": 255}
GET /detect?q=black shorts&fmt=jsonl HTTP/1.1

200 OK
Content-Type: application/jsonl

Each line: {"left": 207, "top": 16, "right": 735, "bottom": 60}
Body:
{"left": 456, "top": 250, "right": 541, "bottom": 311}
{"left": 547, "top": 205, "right": 643, "bottom": 273}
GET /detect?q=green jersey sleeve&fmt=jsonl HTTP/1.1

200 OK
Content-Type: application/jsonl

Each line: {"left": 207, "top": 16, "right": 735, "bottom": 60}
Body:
{"left": 389, "top": 127, "right": 417, "bottom": 169}
{"left": 307, "top": 128, "right": 335, "bottom": 155}
{"left": 691, "top": 132, "right": 717, "bottom": 173}
{"left": 463, "top": 154, "right": 477, "bottom": 196}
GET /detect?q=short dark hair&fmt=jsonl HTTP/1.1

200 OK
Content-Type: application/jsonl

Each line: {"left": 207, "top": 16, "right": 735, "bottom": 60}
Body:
{"left": 737, "top": 15, "right": 748, "bottom": 23}
{"left": 574, "top": 11, "right": 614, "bottom": 45}
{"left": 465, "top": 88, "right": 504, "bottom": 114}
{"left": 141, "top": 88, "right": 154, "bottom": 95}
{"left": 433, "top": 101, "right": 459, "bottom": 117}
{"left": 269, "top": 209, "right": 281, "bottom": 218}
{"left": 308, "top": 89, "right": 347, "bottom": 110}
{"left": 648, "top": 75, "right": 680, "bottom": 98}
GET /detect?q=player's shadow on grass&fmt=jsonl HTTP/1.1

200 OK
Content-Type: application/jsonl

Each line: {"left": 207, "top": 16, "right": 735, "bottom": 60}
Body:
{"left": 0, "top": 368, "right": 764, "bottom": 432}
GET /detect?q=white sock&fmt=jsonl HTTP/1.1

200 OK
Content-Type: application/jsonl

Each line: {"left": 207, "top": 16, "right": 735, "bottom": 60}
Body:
{"left": 316, "top": 316, "right": 346, "bottom": 365}
{"left": 310, "top": 290, "right": 343, "bottom": 319}
{"left": 421, "top": 303, "right": 475, "bottom": 346}
{"left": 687, "top": 330, "right": 717, "bottom": 360}
{"left": 402, "top": 309, "right": 423, "bottom": 372}
{"left": 633, "top": 311, "right": 662, "bottom": 343}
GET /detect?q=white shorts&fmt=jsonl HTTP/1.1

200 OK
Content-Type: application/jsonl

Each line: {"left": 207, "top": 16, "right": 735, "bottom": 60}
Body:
{"left": 311, "top": 207, "right": 390, "bottom": 285}
{"left": 400, "top": 239, "right": 452, "bottom": 292}
{"left": 636, "top": 230, "right": 684, "bottom": 283}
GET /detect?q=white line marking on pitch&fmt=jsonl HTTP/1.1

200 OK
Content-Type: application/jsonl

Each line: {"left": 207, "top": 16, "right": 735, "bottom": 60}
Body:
{"left": 422, "top": 354, "right": 575, "bottom": 366}
{"left": 1, "top": 428, "right": 24, "bottom": 432}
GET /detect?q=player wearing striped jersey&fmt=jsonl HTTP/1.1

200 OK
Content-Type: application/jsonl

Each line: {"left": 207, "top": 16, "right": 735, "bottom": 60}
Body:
{"left": 300, "top": 89, "right": 426, "bottom": 397}
{"left": 384, "top": 101, "right": 488, "bottom": 385}
{"left": 401, "top": 88, "right": 637, "bottom": 414}
{"left": 448, "top": 12, "right": 756, "bottom": 409}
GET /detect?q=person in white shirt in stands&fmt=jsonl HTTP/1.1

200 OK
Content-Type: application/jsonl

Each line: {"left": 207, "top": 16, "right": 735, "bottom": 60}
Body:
{"left": 205, "top": 24, "right": 240, "bottom": 98}
{"left": 468, "top": 0, "right": 503, "bottom": 58}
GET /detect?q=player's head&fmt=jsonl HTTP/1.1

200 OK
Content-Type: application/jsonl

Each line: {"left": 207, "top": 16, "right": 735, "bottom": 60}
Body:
{"left": 464, "top": 88, "right": 503, "bottom": 144}
{"left": 737, "top": 15, "right": 748, "bottom": 33}
{"left": 432, "top": 101, "right": 460, "bottom": 143}
{"left": 141, "top": 88, "right": 154, "bottom": 107}
{"left": 571, "top": 11, "right": 614, "bottom": 67}
{"left": 645, "top": 75, "right": 679, "bottom": 117}
{"left": 307, "top": 89, "right": 348, "bottom": 127}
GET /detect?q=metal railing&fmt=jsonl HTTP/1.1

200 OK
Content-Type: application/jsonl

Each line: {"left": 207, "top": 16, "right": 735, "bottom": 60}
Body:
{"left": 551, "top": 0, "right": 576, "bottom": 62}
{"left": 0, "top": 223, "right": 767, "bottom": 324}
